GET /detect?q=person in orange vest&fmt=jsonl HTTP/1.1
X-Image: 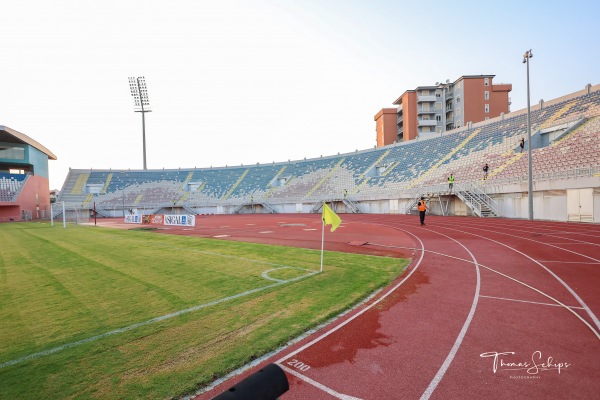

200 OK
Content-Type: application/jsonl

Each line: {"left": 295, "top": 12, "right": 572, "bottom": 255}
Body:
{"left": 418, "top": 196, "right": 428, "bottom": 226}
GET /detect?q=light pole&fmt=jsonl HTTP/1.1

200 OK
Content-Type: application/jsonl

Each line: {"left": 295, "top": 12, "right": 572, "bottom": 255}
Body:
{"left": 522, "top": 49, "right": 533, "bottom": 220}
{"left": 121, "top": 173, "right": 126, "bottom": 218}
{"left": 128, "top": 77, "right": 152, "bottom": 170}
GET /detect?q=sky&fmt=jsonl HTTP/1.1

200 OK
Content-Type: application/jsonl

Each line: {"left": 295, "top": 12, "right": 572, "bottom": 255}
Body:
{"left": 1, "top": 0, "right": 599, "bottom": 189}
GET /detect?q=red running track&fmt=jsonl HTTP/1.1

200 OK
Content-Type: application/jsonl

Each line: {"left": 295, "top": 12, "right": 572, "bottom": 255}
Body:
{"left": 105, "top": 214, "right": 600, "bottom": 399}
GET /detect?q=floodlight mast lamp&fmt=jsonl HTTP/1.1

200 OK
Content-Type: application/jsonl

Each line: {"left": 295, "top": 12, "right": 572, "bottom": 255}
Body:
{"left": 522, "top": 50, "right": 533, "bottom": 220}
{"left": 128, "top": 76, "right": 152, "bottom": 170}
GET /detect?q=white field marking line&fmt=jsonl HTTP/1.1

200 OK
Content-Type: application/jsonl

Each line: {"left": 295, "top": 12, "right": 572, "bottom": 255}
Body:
{"left": 213, "top": 234, "right": 230, "bottom": 238}
{"left": 436, "top": 225, "right": 600, "bottom": 332}
{"left": 279, "top": 365, "right": 363, "bottom": 400}
{"left": 370, "top": 244, "right": 600, "bottom": 340}
{"left": 92, "top": 229, "right": 325, "bottom": 285}
{"left": 418, "top": 229, "right": 481, "bottom": 400}
{"left": 258, "top": 231, "right": 273, "bottom": 234}
{"left": 274, "top": 229, "right": 425, "bottom": 391}
{"left": 479, "top": 295, "right": 586, "bottom": 310}
{"left": 433, "top": 220, "right": 600, "bottom": 246}
{"left": 262, "top": 267, "right": 318, "bottom": 283}
{"left": 115, "top": 235, "right": 317, "bottom": 271}
{"left": 0, "top": 268, "right": 317, "bottom": 370}
{"left": 88, "top": 232, "right": 317, "bottom": 279}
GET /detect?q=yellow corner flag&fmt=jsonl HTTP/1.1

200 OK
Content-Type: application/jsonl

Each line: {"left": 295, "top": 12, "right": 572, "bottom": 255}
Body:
{"left": 322, "top": 203, "right": 342, "bottom": 232}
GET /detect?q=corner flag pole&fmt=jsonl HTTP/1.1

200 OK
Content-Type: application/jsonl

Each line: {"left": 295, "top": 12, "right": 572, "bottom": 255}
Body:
{"left": 320, "top": 202, "right": 341, "bottom": 273}
{"left": 320, "top": 218, "right": 325, "bottom": 273}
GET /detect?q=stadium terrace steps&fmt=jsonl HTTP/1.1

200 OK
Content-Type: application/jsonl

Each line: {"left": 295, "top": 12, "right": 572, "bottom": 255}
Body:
{"left": 70, "top": 173, "right": 89, "bottom": 195}
{"left": 179, "top": 172, "right": 194, "bottom": 191}
{"left": 305, "top": 158, "right": 346, "bottom": 198}
{"left": 101, "top": 173, "right": 113, "bottom": 194}
{"left": 487, "top": 153, "right": 525, "bottom": 179}
{"left": 222, "top": 169, "right": 249, "bottom": 200}
{"left": 540, "top": 102, "right": 576, "bottom": 129}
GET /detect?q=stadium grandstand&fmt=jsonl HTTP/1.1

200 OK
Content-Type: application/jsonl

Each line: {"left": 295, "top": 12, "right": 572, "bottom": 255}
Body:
{"left": 0, "top": 126, "right": 56, "bottom": 222}
{"left": 57, "top": 84, "right": 600, "bottom": 222}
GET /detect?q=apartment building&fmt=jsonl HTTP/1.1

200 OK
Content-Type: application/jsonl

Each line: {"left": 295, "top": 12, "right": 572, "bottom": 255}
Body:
{"left": 375, "top": 75, "right": 512, "bottom": 146}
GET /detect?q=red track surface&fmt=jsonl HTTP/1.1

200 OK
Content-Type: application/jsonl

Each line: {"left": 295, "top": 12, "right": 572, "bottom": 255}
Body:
{"left": 98, "top": 214, "right": 600, "bottom": 399}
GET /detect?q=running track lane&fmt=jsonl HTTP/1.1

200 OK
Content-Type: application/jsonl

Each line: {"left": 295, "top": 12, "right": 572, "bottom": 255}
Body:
{"left": 170, "top": 214, "right": 600, "bottom": 400}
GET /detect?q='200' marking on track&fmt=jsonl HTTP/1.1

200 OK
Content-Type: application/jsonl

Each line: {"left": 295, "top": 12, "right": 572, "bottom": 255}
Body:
{"left": 287, "top": 359, "right": 311, "bottom": 372}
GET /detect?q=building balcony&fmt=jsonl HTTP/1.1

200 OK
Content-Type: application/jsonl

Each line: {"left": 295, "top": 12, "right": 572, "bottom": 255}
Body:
{"left": 418, "top": 95, "right": 437, "bottom": 102}
{"left": 418, "top": 119, "right": 437, "bottom": 127}
{"left": 417, "top": 108, "right": 437, "bottom": 115}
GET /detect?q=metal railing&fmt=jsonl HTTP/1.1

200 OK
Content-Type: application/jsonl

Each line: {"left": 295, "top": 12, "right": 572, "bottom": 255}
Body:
{"left": 454, "top": 182, "right": 498, "bottom": 218}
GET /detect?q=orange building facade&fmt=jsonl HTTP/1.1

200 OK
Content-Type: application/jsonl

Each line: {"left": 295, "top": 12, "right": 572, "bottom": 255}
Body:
{"left": 375, "top": 75, "right": 512, "bottom": 146}
{"left": 374, "top": 108, "right": 398, "bottom": 147}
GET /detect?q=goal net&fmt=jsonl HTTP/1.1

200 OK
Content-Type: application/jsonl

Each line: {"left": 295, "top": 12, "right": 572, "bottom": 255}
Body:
{"left": 50, "top": 202, "right": 91, "bottom": 227}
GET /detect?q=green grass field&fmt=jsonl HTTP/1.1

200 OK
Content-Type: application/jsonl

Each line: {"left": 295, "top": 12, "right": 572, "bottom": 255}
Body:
{"left": 0, "top": 222, "right": 408, "bottom": 399}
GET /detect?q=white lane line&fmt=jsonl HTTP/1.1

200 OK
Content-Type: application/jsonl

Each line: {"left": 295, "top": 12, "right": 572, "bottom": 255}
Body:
{"left": 370, "top": 243, "right": 600, "bottom": 340}
{"left": 419, "top": 230, "right": 481, "bottom": 400}
{"left": 544, "top": 242, "right": 600, "bottom": 246}
{"left": 434, "top": 222, "right": 600, "bottom": 263}
{"left": 213, "top": 234, "right": 230, "bottom": 238}
{"left": 275, "top": 229, "right": 425, "bottom": 380}
{"left": 480, "top": 263, "right": 600, "bottom": 340}
{"left": 436, "top": 225, "right": 600, "bottom": 333}
{"left": 432, "top": 220, "right": 600, "bottom": 241}
{"left": 280, "top": 365, "right": 363, "bottom": 400}
{"left": 536, "top": 261, "right": 600, "bottom": 265}
{"left": 0, "top": 270, "right": 315, "bottom": 370}
{"left": 480, "top": 295, "right": 586, "bottom": 310}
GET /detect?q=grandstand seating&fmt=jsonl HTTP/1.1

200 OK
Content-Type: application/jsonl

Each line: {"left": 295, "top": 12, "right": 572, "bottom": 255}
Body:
{"left": 0, "top": 173, "right": 28, "bottom": 202}
{"left": 57, "top": 88, "right": 600, "bottom": 212}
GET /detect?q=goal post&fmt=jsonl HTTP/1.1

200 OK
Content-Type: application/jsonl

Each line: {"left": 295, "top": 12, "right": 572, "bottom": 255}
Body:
{"left": 50, "top": 202, "right": 91, "bottom": 227}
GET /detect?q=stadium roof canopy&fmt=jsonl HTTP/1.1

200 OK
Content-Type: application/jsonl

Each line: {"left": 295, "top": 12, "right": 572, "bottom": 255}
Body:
{"left": 0, "top": 125, "right": 57, "bottom": 160}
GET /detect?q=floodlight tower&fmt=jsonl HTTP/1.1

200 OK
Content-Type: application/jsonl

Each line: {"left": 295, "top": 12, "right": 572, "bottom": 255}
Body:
{"left": 128, "top": 76, "right": 152, "bottom": 170}
{"left": 522, "top": 50, "right": 533, "bottom": 220}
